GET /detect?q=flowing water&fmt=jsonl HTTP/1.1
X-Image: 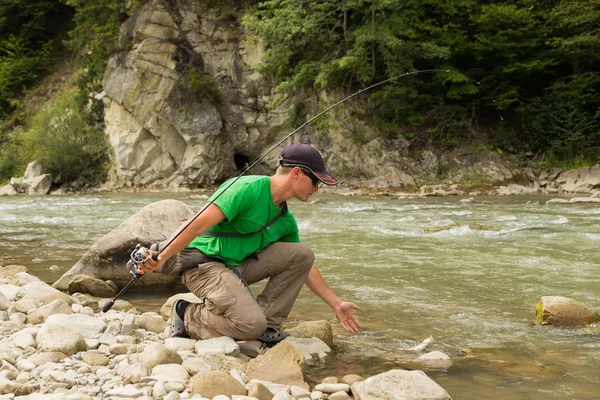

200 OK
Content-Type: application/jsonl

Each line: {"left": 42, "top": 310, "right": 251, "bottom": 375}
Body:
{"left": 1, "top": 192, "right": 599, "bottom": 399}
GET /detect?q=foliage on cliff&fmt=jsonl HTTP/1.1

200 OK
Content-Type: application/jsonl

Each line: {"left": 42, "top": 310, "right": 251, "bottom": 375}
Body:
{"left": 0, "top": 0, "right": 139, "bottom": 183}
{"left": 243, "top": 0, "right": 600, "bottom": 159}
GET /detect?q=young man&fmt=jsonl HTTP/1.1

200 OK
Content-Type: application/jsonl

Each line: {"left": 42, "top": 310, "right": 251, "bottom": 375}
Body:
{"left": 138, "top": 144, "right": 360, "bottom": 343}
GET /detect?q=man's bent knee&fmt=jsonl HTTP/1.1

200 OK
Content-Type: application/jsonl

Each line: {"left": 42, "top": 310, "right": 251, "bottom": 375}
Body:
{"left": 293, "top": 243, "right": 315, "bottom": 271}
{"left": 232, "top": 309, "right": 267, "bottom": 341}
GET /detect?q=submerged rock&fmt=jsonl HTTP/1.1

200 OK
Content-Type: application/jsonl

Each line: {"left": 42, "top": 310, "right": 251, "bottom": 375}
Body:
{"left": 535, "top": 296, "right": 600, "bottom": 326}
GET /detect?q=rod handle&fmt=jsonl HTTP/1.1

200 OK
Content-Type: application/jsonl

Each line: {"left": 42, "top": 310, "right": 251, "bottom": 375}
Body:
{"left": 102, "top": 300, "right": 115, "bottom": 313}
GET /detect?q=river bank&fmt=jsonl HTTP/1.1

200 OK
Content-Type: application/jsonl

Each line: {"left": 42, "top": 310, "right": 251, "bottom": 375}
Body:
{"left": 0, "top": 265, "right": 453, "bottom": 400}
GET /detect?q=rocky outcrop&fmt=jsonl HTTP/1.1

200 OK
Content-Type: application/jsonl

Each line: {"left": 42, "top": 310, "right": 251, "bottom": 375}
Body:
{"left": 53, "top": 199, "right": 195, "bottom": 290}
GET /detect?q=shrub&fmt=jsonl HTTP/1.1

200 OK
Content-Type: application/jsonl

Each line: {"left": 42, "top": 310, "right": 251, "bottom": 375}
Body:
{"left": 27, "top": 90, "right": 109, "bottom": 184}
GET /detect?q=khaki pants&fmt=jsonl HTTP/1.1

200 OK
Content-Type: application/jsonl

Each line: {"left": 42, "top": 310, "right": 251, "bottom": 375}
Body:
{"left": 182, "top": 242, "right": 314, "bottom": 340}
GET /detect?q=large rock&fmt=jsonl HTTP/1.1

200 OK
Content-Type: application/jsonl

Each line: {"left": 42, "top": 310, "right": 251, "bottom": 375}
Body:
{"left": 23, "top": 174, "right": 52, "bottom": 195}
{"left": 246, "top": 342, "right": 306, "bottom": 387}
{"left": 351, "top": 369, "right": 452, "bottom": 400}
{"left": 535, "top": 296, "right": 600, "bottom": 326}
{"left": 189, "top": 370, "right": 247, "bottom": 398}
{"left": 37, "top": 323, "right": 87, "bottom": 356}
{"left": 0, "top": 184, "right": 17, "bottom": 196}
{"left": 53, "top": 199, "right": 195, "bottom": 290}
{"left": 556, "top": 165, "right": 600, "bottom": 193}
{"left": 45, "top": 314, "right": 106, "bottom": 338}
{"left": 67, "top": 275, "right": 117, "bottom": 297}
{"left": 24, "top": 160, "right": 44, "bottom": 179}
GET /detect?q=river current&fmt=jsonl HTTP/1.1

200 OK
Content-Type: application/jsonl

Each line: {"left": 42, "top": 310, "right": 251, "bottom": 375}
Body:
{"left": 1, "top": 192, "right": 599, "bottom": 399}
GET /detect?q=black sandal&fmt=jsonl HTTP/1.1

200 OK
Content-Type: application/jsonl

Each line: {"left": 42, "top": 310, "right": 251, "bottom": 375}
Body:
{"left": 259, "top": 327, "right": 290, "bottom": 344}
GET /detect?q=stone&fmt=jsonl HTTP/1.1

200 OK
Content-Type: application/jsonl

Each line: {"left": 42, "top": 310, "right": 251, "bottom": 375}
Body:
{"left": 288, "top": 320, "right": 333, "bottom": 347}
{"left": 39, "top": 299, "right": 73, "bottom": 321}
{"left": 351, "top": 369, "right": 452, "bottom": 400}
{"left": 98, "top": 299, "right": 136, "bottom": 312}
{"left": 36, "top": 323, "right": 87, "bottom": 356}
{"left": 290, "top": 385, "right": 311, "bottom": 397}
{"left": 0, "top": 265, "right": 27, "bottom": 284}
{"left": 109, "top": 344, "right": 129, "bottom": 355}
{"left": 182, "top": 357, "right": 212, "bottom": 375}
{"left": 24, "top": 160, "right": 44, "bottom": 179}
{"left": 135, "top": 314, "right": 167, "bottom": 333}
{"left": 314, "top": 383, "right": 350, "bottom": 394}
{"left": 189, "top": 370, "right": 247, "bottom": 398}
{"left": 0, "top": 184, "right": 17, "bottom": 196}
{"left": 24, "top": 174, "right": 52, "bottom": 195}
{"left": 246, "top": 380, "right": 274, "bottom": 400}
{"left": 81, "top": 351, "right": 110, "bottom": 366}
{"left": 14, "top": 272, "right": 40, "bottom": 286}
{"left": 328, "top": 391, "right": 352, "bottom": 400}
{"left": 199, "top": 353, "right": 245, "bottom": 373}
{"left": 68, "top": 275, "right": 118, "bottom": 297}
{"left": 556, "top": 165, "right": 600, "bottom": 193}
{"left": 45, "top": 314, "right": 106, "bottom": 338}
{"left": 340, "top": 374, "right": 365, "bottom": 385}
{"left": 12, "top": 332, "right": 36, "bottom": 350}
{"left": 138, "top": 343, "right": 183, "bottom": 369}
{"left": 28, "top": 352, "right": 69, "bottom": 366}
{"left": 165, "top": 337, "right": 196, "bottom": 351}
{"left": 281, "top": 337, "right": 330, "bottom": 365}
{"left": 0, "top": 377, "right": 35, "bottom": 396}
{"left": 238, "top": 340, "right": 265, "bottom": 358}
{"left": 535, "top": 296, "right": 600, "bottom": 326}
{"left": 272, "top": 392, "right": 292, "bottom": 400}
{"left": 150, "top": 363, "right": 189, "bottom": 381}
{"left": 53, "top": 200, "right": 195, "bottom": 290}
{"left": 14, "top": 297, "right": 44, "bottom": 314}
{"left": 0, "top": 284, "right": 22, "bottom": 301}
{"left": 105, "top": 384, "right": 145, "bottom": 398}
{"left": 246, "top": 342, "right": 306, "bottom": 387}
{"left": 413, "top": 351, "right": 453, "bottom": 369}
{"left": 0, "top": 292, "right": 9, "bottom": 312}
{"left": 195, "top": 336, "right": 240, "bottom": 357}
{"left": 19, "top": 281, "right": 73, "bottom": 305}
{"left": 0, "top": 360, "right": 19, "bottom": 380}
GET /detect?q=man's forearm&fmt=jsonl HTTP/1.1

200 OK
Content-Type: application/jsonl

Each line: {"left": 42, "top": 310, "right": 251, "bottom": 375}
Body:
{"left": 304, "top": 264, "right": 342, "bottom": 309}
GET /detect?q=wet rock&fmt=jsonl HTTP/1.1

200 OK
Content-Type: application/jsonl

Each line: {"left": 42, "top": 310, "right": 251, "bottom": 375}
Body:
{"left": 37, "top": 324, "right": 87, "bottom": 356}
{"left": 351, "top": 369, "right": 451, "bottom": 400}
{"left": 68, "top": 275, "right": 118, "bottom": 297}
{"left": 413, "top": 351, "right": 453, "bottom": 369}
{"left": 190, "top": 370, "right": 247, "bottom": 398}
{"left": 282, "top": 337, "right": 330, "bottom": 365}
{"left": 138, "top": 343, "right": 182, "bottom": 369}
{"left": 288, "top": 320, "right": 333, "bottom": 347}
{"left": 195, "top": 336, "right": 240, "bottom": 357}
{"left": 535, "top": 296, "right": 600, "bottom": 326}
{"left": 246, "top": 342, "right": 306, "bottom": 387}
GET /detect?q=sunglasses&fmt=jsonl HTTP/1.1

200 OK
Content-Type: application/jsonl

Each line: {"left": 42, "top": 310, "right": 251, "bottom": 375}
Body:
{"left": 299, "top": 168, "right": 320, "bottom": 186}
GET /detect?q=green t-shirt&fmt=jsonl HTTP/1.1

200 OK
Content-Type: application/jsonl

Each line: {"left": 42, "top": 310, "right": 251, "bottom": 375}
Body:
{"left": 188, "top": 175, "right": 300, "bottom": 266}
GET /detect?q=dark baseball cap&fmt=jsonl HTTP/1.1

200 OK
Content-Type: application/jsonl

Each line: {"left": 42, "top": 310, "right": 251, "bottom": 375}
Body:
{"left": 279, "top": 144, "right": 339, "bottom": 186}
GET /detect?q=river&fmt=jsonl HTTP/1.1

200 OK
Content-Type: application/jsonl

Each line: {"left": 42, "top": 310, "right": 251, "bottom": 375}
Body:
{"left": 1, "top": 192, "right": 599, "bottom": 399}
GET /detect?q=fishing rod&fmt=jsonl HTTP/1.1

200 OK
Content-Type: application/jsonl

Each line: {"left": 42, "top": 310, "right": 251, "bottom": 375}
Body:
{"left": 102, "top": 68, "right": 451, "bottom": 312}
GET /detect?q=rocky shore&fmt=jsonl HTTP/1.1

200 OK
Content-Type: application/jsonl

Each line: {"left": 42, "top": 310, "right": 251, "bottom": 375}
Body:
{"left": 0, "top": 266, "right": 454, "bottom": 400}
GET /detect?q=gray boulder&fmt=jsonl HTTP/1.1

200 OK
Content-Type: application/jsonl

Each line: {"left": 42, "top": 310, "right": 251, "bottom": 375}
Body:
{"left": 0, "top": 184, "right": 17, "bottom": 196}
{"left": 24, "top": 160, "right": 44, "bottom": 179}
{"left": 556, "top": 165, "right": 600, "bottom": 193}
{"left": 53, "top": 199, "right": 195, "bottom": 290}
{"left": 24, "top": 174, "right": 52, "bottom": 195}
{"left": 351, "top": 369, "right": 452, "bottom": 400}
